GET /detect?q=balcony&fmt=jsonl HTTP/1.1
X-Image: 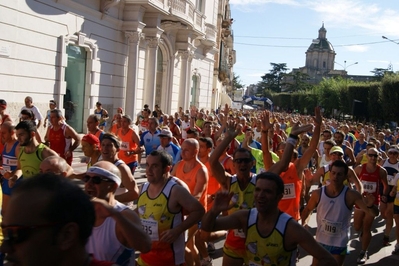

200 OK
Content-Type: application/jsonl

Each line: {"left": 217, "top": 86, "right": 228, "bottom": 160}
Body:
{"left": 221, "top": 19, "right": 232, "bottom": 29}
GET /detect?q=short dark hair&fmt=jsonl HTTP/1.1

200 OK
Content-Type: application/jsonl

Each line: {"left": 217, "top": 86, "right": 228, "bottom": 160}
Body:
{"left": 149, "top": 150, "right": 173, "bottom": 168}
{"left": 233, "top": 148, "right": 252, "bottom": 159}
{"left": 256, "top": 172, "right": 284, "bottom": 196}
{"left": 101, "top": 133, "right": 121, "bottom": 149}
{"left": 331, "top": 160, "right": 348, "bottom": 176}
{"left": 15, "top": 120, "right": 36, "bottom": 134}
{"left": 20, "top": 109, "right": 35, "bottom": 120}
{"left": 13, "top": 173, "right": 95, "bottom": 245}
{"left": 187, "top": 128, "right": 199, "bottom": 137}
{"left": 334, "top": 130, "right": 345, "bottom": 138}
{"left": 199, "top": 137, "right": 214, "bottom": 149}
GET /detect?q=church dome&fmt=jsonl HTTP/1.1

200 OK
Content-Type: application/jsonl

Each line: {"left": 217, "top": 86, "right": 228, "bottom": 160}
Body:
{"left": 307, "top": 23, "right": 334, "bottom": 52}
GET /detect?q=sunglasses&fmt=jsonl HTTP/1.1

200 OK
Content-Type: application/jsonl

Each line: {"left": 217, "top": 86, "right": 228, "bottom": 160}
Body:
{"left": 233, "top": 158, "right": 252, "bottom": 164}
{"left": 367, "top": 154, "right": 378, "bottom": 158}
{"left": 2, "top": 223, "right": 60, "bottom": 245}
{"left": 82, "top": 175, "right": 113, "bottom": 184}
{"left": 331, "top": 152, "right": 343, "bottom": 156}
{"left": 388, "top": 152, "right": 398, "bottom": 155}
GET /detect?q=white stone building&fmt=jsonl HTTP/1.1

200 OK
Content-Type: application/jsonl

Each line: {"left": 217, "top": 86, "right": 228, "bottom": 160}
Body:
{"left": 0, "top": 0, "right": 235, "bottom": 132}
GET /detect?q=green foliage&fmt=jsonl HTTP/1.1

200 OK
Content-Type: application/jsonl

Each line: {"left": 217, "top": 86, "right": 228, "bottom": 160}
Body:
{"left": 367, "top": 82, "right": 383, "bottom": 121}
{"left": 232, "top": 73, "right": 245, "bottom": 90}
{"left": 381, "top": 73, "right": 399, "bottom": 121}
{"left": 259, "top": 63, "right": 289, "bottom": 93}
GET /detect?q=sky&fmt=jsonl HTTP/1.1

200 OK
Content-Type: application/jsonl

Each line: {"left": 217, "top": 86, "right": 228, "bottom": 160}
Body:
{"left": 230, "top": 0, "right": 399, "bottom": 87}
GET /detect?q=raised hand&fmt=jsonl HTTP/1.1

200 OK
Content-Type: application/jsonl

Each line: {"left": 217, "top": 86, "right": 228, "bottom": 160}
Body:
{"left": 260, "top": 111, "right": 273, "bottom": 131}
{"left": 312, "top": 106, "right": 322, "bottom": 126}
{"left": 225, "top": 120, "right": 238, "bottom": 138}
{"left": 290, "top": 122, "right": 314, "bottom": 136}
{"left": 211, "top": 191, "right": 235, "bottom": 214}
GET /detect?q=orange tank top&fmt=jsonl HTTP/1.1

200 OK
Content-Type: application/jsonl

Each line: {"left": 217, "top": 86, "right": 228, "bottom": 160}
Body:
{"left": 175, "top": 161, "right": 207, "bottom": 210}
{"left": 204, "top": 161, "right": 221, "bottom": 211}
{"left": 278, "top": 162, "right": 302, "bottom": 220}
{"left": 117, "top": 128, "right": 138, "bottom": 164}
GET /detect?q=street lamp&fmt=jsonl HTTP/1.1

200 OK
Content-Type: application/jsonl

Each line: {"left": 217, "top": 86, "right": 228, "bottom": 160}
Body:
{"left": 335, "top": 61, "right": 358, "bottom": 73}
{"left": 382, "top": 36, "right": 399, "bottom": 45}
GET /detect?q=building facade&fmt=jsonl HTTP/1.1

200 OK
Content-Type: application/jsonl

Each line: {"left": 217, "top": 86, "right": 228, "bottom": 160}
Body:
{"left": 0, "top": 0, "right": 235, "bottom": 132}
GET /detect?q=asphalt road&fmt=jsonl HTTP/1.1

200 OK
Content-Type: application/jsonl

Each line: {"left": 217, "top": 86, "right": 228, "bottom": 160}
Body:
{"left": 69, "top": 146, "right": 399, "bottom": 265}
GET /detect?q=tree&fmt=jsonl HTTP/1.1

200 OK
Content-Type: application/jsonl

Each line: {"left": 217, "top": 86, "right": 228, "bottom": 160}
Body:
{"left": 232, "top": 72, "right": 245, "bottom": 90}
{"left": 371, "top": 67, "right": 393, "bottom": 81}
{"left": 283, "top": 71, "right": 313, "bottom": 92}
{"left": 258, "top": 63, "right": 289, "bottom": 93}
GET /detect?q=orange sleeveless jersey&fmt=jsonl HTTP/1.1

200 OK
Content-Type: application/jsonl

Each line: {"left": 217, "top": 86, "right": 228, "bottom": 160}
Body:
{"left": 117, "top": 128, "right": 138, "bottom": 164}
{"left": 175, "top": 161, "right": 208, "bottom": 210}
{"left": 204, "top": 161, "right": 221, "bottom": 211}
{"left": 278, "top": 162, "right": 302, "bottom": 220}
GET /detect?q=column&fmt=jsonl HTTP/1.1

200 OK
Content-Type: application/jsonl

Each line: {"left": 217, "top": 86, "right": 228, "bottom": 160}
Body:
{"left": 178, "top": 50, "right": 193, "bottom": 110}
{"left": 124, "top": 31, "right": 143, "bottom": 118}
{"left": 143, "top": 37, "right": 160, "bottom": 110}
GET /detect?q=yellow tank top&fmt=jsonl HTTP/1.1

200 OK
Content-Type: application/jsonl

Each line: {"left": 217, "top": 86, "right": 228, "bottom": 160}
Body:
{"left": 322, "top": 164, "right": 349, "bottom": 186}
{"left": 245, "top": 209, "right": 295, "bottom": 266}
{"left": 225, "top": 175, "right": 257, "bottom": 249}
{"left": 394, "top": 178, "right": 399, "bottom": 206}
{"left": 137, "top": 179, "right": 185, "bottom": 266}
{"left": 18, "top": 143, "right": 45, "bottom": 178}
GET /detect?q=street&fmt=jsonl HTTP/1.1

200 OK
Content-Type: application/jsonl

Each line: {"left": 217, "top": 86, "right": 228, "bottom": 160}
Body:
{"left": 70, "top": 146, "right": 399, "bottom": 265}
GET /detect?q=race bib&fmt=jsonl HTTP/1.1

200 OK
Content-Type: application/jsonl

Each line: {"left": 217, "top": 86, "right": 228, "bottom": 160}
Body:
{"left": 282, "top": 183, "right": 295, "bottom": 199}
{"left": 95, "top": 114, "right": 101, "bottom": 120}
{"left": 141, "top": 219, "right": 159, "bottom": 241}
{"left": 120, "top": 141, "right": 130, "bottom": 151}
{"left": 321, "top": 219, "right": 341, "bottom": 235}
{"left": 362, "top": 180, "right": 377, "bottom": 193}
{"left": 233, "top": 229, "right": 245, "bottom": 238}
{"left": 248, "top": 262, "right": 261, "bottom": 266}
{"left": 3, "top": 157, "right": 17, "bottom": 166}
{"left": 258, "top": 167, "right": 266, "bottom": 174}
{"left": 387, "top": 175, "right": 397, "bottom": 186}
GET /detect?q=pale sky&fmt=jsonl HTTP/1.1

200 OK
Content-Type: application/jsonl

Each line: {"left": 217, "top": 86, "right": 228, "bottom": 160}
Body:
{"left": 230, "top": 0, "right": 399, "bottom": 86}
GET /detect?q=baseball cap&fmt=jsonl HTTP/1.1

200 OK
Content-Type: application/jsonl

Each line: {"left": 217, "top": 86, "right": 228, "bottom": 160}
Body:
{"left": 82, "top": 134, "right": 100, "bottom": 148}
{"left": 159, "top": 129, "right": 173, "bottom": 138}
{"left": 330, "top": 146, "right": 344, "bottom": 155}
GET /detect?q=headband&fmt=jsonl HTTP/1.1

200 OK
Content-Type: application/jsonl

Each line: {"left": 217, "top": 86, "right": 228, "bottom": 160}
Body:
{"left": 86, "top": 166, "right": 121, "bottom": 186}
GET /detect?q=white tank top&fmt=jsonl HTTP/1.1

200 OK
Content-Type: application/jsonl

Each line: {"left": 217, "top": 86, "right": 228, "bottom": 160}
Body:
{"left": 319, "top": 154, "right": 331, "bottom": 168}
{"left": 86, "top": 201, "right": 134, "bottom": 265}
{"left": 316, "top": 186, "right": 351, "bottom": 247}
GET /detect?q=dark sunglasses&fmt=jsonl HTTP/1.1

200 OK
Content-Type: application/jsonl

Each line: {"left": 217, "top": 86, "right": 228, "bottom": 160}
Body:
{"left": 388, "top": 152, "right": 398, "bottom": 155}
{"left": 367, "top": 154, "right": 378, "bottom": 158}
{"left": 2, "top": 223, "right": 59, "bottom": 245}
{"left": 82, "top": 175, "right": 113, "bottom": 184}
{"left": 331, "top": 152, "right": 343, "bottom": 156}
{"left": 233, "top": 158, "right": 252, "bottom": 164}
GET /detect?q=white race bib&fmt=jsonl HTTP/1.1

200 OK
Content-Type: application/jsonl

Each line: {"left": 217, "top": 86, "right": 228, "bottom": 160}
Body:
{"left": 2, "top": 157, "right": 17, "bottom": 166}
{"left": 362, "top": 180, "right": 377, "bottom": 193}
{"left": 321, "top": 219, "right": 341, "bottom": 236}
{"left": 120, "top": 141, "right": 130, "bottom": 151}
{"left": 282, "top": 183, "right": 295, "bottom": 199}
{"left": 141, "top": 219, "right": 159, "bottom": 241}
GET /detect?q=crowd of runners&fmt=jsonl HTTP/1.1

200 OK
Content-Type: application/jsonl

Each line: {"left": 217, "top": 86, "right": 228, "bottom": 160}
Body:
{"left": 0, "top": 96, "right": 399, "bottom": 266}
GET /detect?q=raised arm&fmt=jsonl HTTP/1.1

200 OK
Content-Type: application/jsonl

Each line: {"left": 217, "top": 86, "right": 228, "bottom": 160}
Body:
{"left": 208, "top": 119, "right": 236, "bottom": 188}
{"left": 260, "top": 111, "right": 274, "bottom": 170}
{"left": 296, "top": 107, "right": 321, "bottom": 173}
{"left": 269, "top": 122, "right": 314, "bottom": 176}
